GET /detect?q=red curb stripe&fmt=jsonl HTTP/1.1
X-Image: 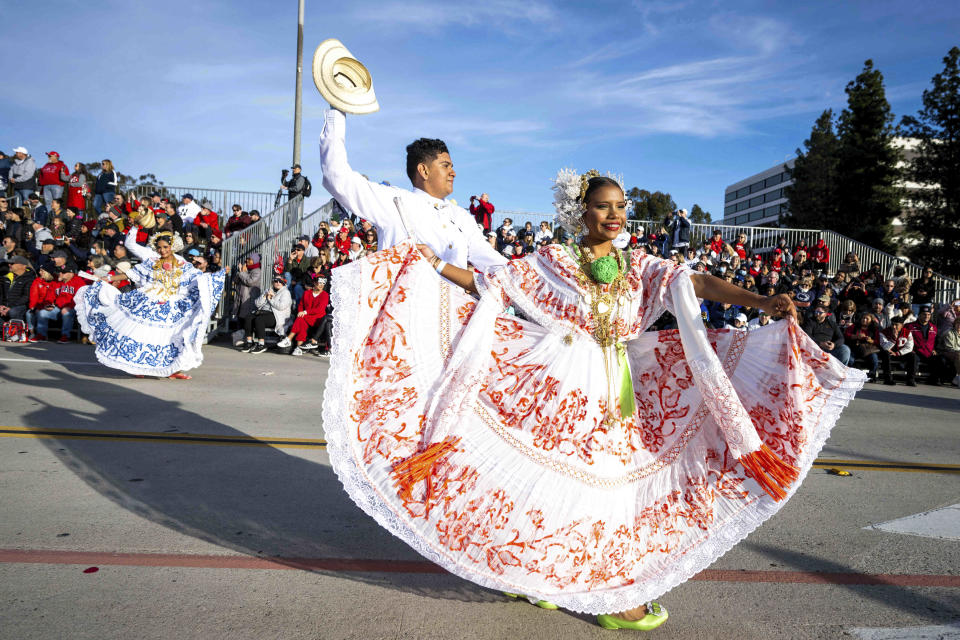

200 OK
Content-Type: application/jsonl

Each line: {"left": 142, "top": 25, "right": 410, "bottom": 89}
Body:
{"left": 1, "top": 549, "right": 958, "bottom": 587}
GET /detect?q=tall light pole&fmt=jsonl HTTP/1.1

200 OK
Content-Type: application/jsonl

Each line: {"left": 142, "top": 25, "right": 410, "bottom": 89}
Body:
{"left": 292, "top": 0, "right": 304, "bottom": 167}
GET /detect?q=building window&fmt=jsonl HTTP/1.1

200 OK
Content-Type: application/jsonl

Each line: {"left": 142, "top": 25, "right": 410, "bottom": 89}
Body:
{"left": 764, "top": 189, "right": 782, "bottom": 203}
{"left": 749, "top": 210, "right": 764, "bottom": 222}
{"left": 724, "top": 204, "right": 737, "bottom": 215}
{"left": 725, "top": 191, "right": 736, "bottom": 203}
{"left": 764, "top": 173, "right": 783, "bottom": 188}
{"left": 737, "top": 187, "right": 750, "bottom": 199}
{"left": 749, "top": 195, "right": 764, "bottom": 207}
{"left": 735, "top": 214, "right": 748, "bottom": 225}
{"left": 737, "top": 201, "right": 749, "bottom": 212}
{"left": 750, "top": 181, "right": 765, "bottom": 194}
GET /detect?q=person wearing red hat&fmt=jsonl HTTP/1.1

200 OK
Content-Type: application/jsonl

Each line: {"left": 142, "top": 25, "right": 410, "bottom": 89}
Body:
{"left": 39, "top": 152, "right": 69, "bottom": 210}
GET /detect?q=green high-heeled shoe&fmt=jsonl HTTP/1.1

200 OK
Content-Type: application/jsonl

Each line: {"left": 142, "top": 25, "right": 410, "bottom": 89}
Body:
{"left": 596, "top": 602, "right": 668, "bottom": 630}
{"left": 503, "top": 592, "right": 559, "bottom": 610}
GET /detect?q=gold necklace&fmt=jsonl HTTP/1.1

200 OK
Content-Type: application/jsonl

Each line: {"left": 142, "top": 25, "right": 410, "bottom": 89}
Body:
{"left": 569, "top": 245, "right": 633, "bottom": 425}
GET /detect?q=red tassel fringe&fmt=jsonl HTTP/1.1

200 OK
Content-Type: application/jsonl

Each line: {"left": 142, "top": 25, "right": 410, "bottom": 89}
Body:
{"left": 739, "top": 444, "right": 800, "bottom": 502}
{"left": 390, "top": 437, "right": 461, "bottom": 508}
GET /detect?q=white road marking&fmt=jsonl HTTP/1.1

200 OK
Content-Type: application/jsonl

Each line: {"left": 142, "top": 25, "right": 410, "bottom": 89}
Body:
{"left": 851, "top": 622, "right": 960, "bottom": 639}
{"left": 866, "top": 503, "right": 960, "bottom": 541}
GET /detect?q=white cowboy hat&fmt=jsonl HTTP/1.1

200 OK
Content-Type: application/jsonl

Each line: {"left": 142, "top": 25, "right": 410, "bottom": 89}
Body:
{"left": 312, "top": 38, "right": 379, "bottom": 115}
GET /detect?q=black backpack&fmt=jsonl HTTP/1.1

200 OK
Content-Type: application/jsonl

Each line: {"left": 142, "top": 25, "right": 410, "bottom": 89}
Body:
{"left": 302, "top": 176, "right": 312, "bottom": 198}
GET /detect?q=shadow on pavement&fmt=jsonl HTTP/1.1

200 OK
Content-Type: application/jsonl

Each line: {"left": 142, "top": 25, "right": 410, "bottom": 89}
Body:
{"left": 856, "top": 387, "right": 960, "bottom": 412}
{"left": 0, "top": 360, "right": 497, "bottom": 605}
{"left": 743, "top": 541, "right": 960, "bottom": 622}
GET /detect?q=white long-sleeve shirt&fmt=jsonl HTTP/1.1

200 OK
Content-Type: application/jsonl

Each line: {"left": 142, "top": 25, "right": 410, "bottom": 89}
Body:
{"left": 318, "top": 109, "right": 506, "bottom": 271}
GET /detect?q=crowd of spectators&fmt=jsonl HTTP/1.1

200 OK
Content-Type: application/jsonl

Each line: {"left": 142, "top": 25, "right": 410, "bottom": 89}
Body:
{"left": 3, "top": 151, "right": 957, "bottom": 384}
{"left": 0, "top": 147, "right": 267, "bottom": 344}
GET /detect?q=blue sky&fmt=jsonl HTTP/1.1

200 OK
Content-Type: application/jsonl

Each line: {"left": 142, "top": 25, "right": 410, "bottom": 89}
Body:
{"left": 3, "top": 0, "right": 958, "bottom": 218}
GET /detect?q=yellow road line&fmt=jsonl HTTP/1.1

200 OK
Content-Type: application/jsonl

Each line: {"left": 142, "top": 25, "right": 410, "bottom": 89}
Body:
{"left": 2, "top": 426, "right": 959, "bottom": 474}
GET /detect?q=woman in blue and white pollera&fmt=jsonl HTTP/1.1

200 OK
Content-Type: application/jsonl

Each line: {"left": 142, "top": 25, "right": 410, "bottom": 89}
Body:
{"left": 74, "top": 227, "right": 225, "bottom": 380}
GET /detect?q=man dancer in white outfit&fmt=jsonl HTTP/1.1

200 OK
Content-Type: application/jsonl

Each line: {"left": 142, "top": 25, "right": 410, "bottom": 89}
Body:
{"left": 318, "top": 108, "right": 507, "bottom": 272}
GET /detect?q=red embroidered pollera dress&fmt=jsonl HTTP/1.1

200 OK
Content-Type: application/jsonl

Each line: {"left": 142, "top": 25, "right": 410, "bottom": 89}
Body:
{"left": 323, "top": 240, "right": 864, "bottom": 614}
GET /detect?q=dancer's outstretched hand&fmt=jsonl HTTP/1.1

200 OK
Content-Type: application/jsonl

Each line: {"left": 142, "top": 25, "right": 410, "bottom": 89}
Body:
{"left": 760, "top": 293, "right": 797, "bottom": 323}
{"left": 416, "top": 244, "right": 435, "bottom": 261}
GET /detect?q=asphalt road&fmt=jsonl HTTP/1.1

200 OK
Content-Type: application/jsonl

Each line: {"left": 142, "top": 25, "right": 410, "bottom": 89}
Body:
{"left": 0, "top": 341, "right": 958, "bottom": 640}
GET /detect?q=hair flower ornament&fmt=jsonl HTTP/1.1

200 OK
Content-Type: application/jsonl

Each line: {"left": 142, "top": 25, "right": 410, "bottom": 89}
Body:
{"left": 552, "top": 168, "right": 630, "bottom": 235}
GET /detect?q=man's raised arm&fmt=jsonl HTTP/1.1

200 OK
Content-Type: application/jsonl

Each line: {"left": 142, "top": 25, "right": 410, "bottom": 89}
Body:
{"left": 319, "top": 109, "right": 400, "bottom": 231}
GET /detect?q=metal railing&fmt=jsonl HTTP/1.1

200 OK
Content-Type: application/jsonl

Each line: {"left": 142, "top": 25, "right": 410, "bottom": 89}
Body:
{"left": 218, "top": 195, "right": 304, "bottom": 330}
{"left": 123, "top": 184, "right": 277, "bottom": 226}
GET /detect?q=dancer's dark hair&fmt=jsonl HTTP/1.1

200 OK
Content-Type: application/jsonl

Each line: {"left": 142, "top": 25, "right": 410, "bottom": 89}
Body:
{"left": 581, "top": 176, "right": 623, "bottom": 204}
{"left": 405, "top": 138, "right": 449, "bottom": 183}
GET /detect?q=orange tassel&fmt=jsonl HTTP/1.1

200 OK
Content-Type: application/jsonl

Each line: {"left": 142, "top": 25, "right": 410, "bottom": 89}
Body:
{"left": 739, "top": 444, "right": 800, "bottom": 502}
{"left": 391, "top": 437, "right": 462, "bottom": 508}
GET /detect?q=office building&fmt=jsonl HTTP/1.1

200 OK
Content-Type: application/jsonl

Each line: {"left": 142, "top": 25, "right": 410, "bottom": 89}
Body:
{"left": 722, "top": 158, "right": 795, "bottom": 228}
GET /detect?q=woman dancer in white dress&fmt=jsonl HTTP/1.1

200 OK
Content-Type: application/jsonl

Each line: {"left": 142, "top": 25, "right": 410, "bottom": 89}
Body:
{"left": 75, "top": 228, "right": 225, "bottom": 379}
{"left": 322, "top": 172, "right": 864, "bottom": 630}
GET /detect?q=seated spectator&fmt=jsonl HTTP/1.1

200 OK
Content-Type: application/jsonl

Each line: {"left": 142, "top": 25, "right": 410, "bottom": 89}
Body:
{"left": 276, "top": 273, "right": 329, "bottom": 356}
{"left": 940, "top": 316, "right": 960, "bottom": 387}
{"left": 248, "top": 209, "right": 262, "bottom": 226}
{"left": 837, "top": 252, "right": 861, "bottom": 276}
{"left": 906, "top": 305, "right": 948, "bottom": 385}
{"left": 880, "top": 316, "right": 917, "bottom": 386}
{"left": 181, "top": 231, "right": 200, "bottom": 257}
{"left": 162, "top": 201, "right": 184, "bottom": 235}
{"left": 730, "top": 232, "right": 751, "bottom": 260}
{"left": 285, "top": 243, "right": 311, "bottom": 302}
{"left": 845, "top": 313, "right": 881, "bottom": 381}
{"left": 709, "top": 301, "right": 741, "bottom": 329}
{"left": 348, "top": 237, "right": 365, "bottom": 261}
{"left": 299, "top": 235, "right": 319, "bottom": 259}
{"left": 842, "top": 279, "right": 870, "bottom": 309}
{"left": 334, "top": 227, "right": 351, "bottom": 254}
{"left": 835, "top": 299, "right": 858, "bottom": 332}
{"left": 233, "top": 253, "right": 262, "bottom": 348}
{"left": 793, "top": 275, "right": 817, "bottom": 315}
{"left": 241, "top": 276, "right": 292, "bottom": 354}
{"left": 727, "top": 312, "right": 748, "bottom": 330}
{"left": 224, "top": 205, "right": 252, "bottom": 236}
{"left": 896, "top": 301, "right": 916, "bottom": 325}
{"left": 26, "top": 264, "right": 61, "bottom": 341}
{"left": 875, "top": 279, "right": 899, "bottom": 306}
{"left": 361, "top": 228, "right": 378, "bottom": 252}
{"left": 803, "top": 302, "right": 852, "bottom": 366}
{"left": 193, "top": 201, "right": 222, "bottom": 241}
{"left": 809, "top": 237, "right": 830, "bottom": 272}
{"left": 53, "top": 263, "right": 84, "bottom": 342}
{"left": 747, "top": 310, "right": 773, "bottom": 331}
{"left": 177, "top": 193, "right": 201, "bottom": 227}
{"left": 31, "top": 221, "right": 54, "bottom": 250}
{"left": 188, "top": 251, "right": 209, "bottom": 273}
{"left": 495, "top": 218, "right": 514, "bottom": 248}
{"left": 486, "top": 231, "right": 497, "bottom": 250}
{"left": 708, "top": 229, "right": 727, "bottom": 256}
{"left": 64, "top": 207, "right": 83, "bottom": 240}
{"left": 534, "top": 221, "right": 553, "bottom": 244}
{"left": 936, "top": 299, "right": 960, "bottom": 337}
{"left": 0, "top": 256, "right": 36, "bottom": 323}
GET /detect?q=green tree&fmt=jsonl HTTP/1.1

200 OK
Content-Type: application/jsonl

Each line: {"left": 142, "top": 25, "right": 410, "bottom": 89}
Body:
{"left": 82, "top": 162, "right": 165, "bottom": 192}
{"left": 900, "top": 46, "right": 960, "bottom": 278}
{"left": 834, "top": 60, "right": 902, "bottom": 250}
{"left": 782, "top": 109, "right": 840, "bottom": 229}
{"left": 625, "top": 187, "right": 676, "bottom": 222}
{"left": 689, "top": 204, "right": 711, "bottom": 225}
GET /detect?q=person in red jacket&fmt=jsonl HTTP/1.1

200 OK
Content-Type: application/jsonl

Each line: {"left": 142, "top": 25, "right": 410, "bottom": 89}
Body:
{"left": 810, "top": 238, "right": 830, "bottom": 272}
{"left": 39, "top": 151, "right": 70, "bottom": 210}
{"left": 906, "top": 305, "right": 948, "bottom": 384}
{"left": 469, "top": 193, "right": 495, "bottom": 232}
{"left": 193, "top": 201, "right": 223, "bottom": 241}
{"left": 275, "top": 273, "right": 328, "bottom": 355}
{"left": 334, "top": 226, "right": 351, "bottom": 254}
{"left": 53, "top": 263, "right": 86, "bottom": 343}
{"left": 223, "top": 205, "right": 252, "bottom": 236}
{"left": 26, "top": 264, "right": 61, "bottom": 341}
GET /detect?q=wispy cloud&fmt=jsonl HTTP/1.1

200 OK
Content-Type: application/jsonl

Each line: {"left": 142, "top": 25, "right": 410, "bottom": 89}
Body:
{"left": 707, "top": 14, "right": 803, "bottom": 55}
{"left": 353, "top": 0, "right": 558, "bottom": 29}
